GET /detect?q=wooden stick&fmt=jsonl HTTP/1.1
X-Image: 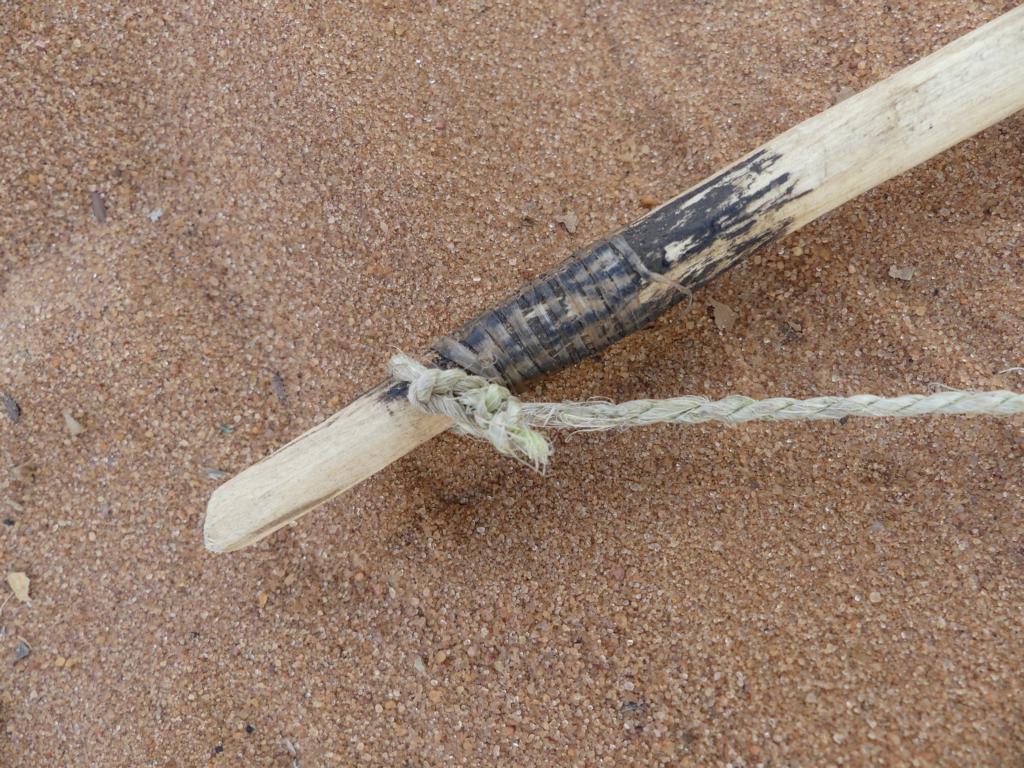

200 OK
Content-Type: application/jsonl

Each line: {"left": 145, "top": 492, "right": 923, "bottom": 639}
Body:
{"left": 204, "top": 7, "right": 1024, "bottom": 553}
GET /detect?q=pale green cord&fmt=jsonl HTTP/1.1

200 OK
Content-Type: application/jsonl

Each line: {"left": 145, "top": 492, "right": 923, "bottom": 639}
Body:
{"left": 389, "top": 354, "right": 1024, "bottom": 469}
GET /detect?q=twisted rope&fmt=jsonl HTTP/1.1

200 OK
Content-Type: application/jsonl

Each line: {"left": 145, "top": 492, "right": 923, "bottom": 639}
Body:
{"left": 389, "top": 354, "right": 1024, "bottom": 468}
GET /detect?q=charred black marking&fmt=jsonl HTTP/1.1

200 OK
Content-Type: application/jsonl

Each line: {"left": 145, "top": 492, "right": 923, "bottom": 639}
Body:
{"left": 628, "top": 151, "right": 805, "bottom": 272}
{"left": 683, "top": 217, "right": 795, "bottom": 291}
{"left": 435, "top": 148, "right": 810, "bottom": 388}
{"left": 381, "top": 379, "right": 410, "bottom": 402}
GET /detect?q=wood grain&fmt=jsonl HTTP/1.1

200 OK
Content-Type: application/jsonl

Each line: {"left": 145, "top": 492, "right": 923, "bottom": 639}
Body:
{"left": 204, "top": 383, "right": 451, "bottom": 552}
{"left": 442, "top": 7, "right": 1024, "bottom": 387}
{"left": 205, "top": 7, "right": 1024, "bottom": 552}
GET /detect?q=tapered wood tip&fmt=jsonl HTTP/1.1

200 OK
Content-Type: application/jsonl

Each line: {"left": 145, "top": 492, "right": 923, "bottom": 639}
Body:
{"left": 202, "top": 381, "right": 452, "bottom": 553}
{"left": 203, "top": 487, "right": 259, "bottom": 554}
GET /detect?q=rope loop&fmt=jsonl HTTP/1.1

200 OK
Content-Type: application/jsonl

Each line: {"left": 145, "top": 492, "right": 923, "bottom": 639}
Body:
{"left": 388, "top": 355, "right": 551, "bottom": 467}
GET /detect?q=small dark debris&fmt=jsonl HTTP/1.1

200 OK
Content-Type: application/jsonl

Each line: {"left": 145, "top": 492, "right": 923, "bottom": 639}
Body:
{"left": 271, "top": 372, "right": 288, "bottom": 404}
{"left": 2, "top": 518, "right": 14, "bottom": 527}
{"left": 14, "top": 641, "right": 30, "bottom": 662}
{"left": 12, "top": 461, "right": 37, "bottom": 484}
{"left": 621, "top": 700, "right": 646, "bottom": 714}
{"left": 90, "top": 190, "right": 107, "bottom": 223}
{"left": 245, "top": 724, "right": 255, "bottom": 734}
{"left": 213, "top": 744, "right": 224, "bottom": 755}
{"left": 780, "top": 321, "right": 802, "bottom": 344}
{"left": 839, "top": 415, "right": 850, "bottom": 426}
{"left": 189, "top": 630, "right": 201, "bottom": 641}
{"left": 681, "top": 727, "right": 700, "bottom": 746}
{"left": 834, "top": 85, "right": 856, "bottom": 103}
{"left": 2, "top": 393, "right": 20, "bottom": 423}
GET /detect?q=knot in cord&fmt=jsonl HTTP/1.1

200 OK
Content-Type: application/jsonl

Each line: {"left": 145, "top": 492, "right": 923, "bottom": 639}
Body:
{"left": 389, "top": 354, "right": 551, "bottom": 468}
{"left": 390, "top": 353, "right": 1024, "bottom": 469}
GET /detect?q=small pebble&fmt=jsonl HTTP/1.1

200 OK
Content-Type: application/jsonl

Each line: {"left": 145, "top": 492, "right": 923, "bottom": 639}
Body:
{"left": 12, "top": 462, "right": 36, "bottom": 483}
{"left": 888, "top": 265, "right": 915, "bottom": 281}
{"left": 2, "top": 393, "right": 20, "bottom": 423}
{"left": 89, "top": 191, "right": 107, "bottom": 223}
{"left": 271, "top": 372, "right": 288, "bottom": 403}
{"left": 869, "top": 591, "right": 882, "bottom": 604}
{"left": 14, "top": 641, "right": 30, "bottom": 662}
{"left": 709, "top": 299, "right": 738, "bottom": 331}
{"left": 555, "top": 211, "right": 578, "bottom": 234}
{"left": 63, "top": 410, "right": 86, "bottom": 437}
{"left": 7, "top": 571, "right": 30, "bottom": 603}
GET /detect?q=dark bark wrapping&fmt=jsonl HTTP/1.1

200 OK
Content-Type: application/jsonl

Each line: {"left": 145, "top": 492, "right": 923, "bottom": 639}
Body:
{"left": 433, "top": 148, "right": 808, "bottom": 390}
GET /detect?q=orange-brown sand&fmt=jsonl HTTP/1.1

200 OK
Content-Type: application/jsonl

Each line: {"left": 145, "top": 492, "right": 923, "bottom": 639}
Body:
{"left": 2, "top": 2, "right": 1022, "bottom": 765}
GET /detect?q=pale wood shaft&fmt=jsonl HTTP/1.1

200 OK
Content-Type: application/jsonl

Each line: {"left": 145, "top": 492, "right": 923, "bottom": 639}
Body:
{"left": 205, "top": 8, "right": 1024, "bottom": 553}
{"left": 204, "top": 386, "right": 451, "bottom": 552}
{"left": 441, "top": 7, "right": 1024, "bottom": 386}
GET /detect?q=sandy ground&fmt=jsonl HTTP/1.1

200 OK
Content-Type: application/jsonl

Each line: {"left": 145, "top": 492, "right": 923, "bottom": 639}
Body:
{"left": 2, "top": 1, "right": 1023, "bottom": 765}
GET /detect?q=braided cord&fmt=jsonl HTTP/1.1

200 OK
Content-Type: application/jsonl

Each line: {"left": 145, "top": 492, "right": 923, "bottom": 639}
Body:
{"left": 389, "top": 355, "right": 1024, "bottom": 468}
